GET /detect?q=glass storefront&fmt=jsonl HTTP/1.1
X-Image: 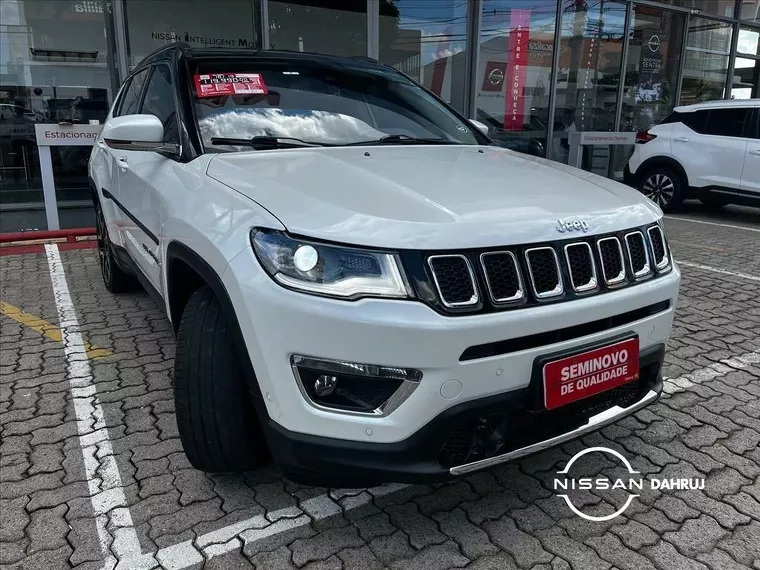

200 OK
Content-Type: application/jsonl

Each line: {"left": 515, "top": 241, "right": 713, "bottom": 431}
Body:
{"left": 0, "top": 0, "right": 753, "bottom": 233}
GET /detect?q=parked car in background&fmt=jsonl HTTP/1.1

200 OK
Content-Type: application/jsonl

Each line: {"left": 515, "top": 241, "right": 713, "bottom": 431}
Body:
{"left": 625, "top": 99, "right": 760, "bottom": 212}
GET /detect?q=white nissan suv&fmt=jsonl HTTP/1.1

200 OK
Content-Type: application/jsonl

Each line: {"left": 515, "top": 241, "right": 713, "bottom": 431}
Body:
{"left": 626, "top": 99, "right": 760, "bottom": 211}
{"left": 89, "top": 43, "right": 680, "bottom": 486}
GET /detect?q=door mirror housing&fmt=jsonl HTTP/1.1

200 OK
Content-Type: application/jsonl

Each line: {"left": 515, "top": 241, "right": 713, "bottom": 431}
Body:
{"left": 469, "top": 119, "right": 490, "bottom": 135}
{"left": 103, "top": 114, "right": 178, "bottom": 154}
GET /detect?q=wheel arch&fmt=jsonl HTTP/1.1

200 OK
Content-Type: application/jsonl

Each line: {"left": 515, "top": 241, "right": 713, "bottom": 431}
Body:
{"left": 165, "top": 241, "right": 263, "bottom": 398}
{"left": 636, "top": 156, "right": 690, "bottom": 188}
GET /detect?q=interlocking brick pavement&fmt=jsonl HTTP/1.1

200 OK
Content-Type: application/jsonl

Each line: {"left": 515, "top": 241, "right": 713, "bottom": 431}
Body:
{"left": 1, "top": 206, "right": 759, "bottom": 569}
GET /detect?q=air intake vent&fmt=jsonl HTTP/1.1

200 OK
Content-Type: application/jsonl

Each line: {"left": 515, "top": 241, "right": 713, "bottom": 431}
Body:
{"left": 625, "top": 231, "right": 651, "bottom": 278}
{"left": 427, "top": 254, "right": 478, "bottom": 308}
{"left": 597, "top": 237, "right": 626, "bottom": 286}
{"left": 647, "top": 225, "right": 670, "bottom": 271}
{"left": 564, "top": 243, "right": 597, "bottom": 292}
{"left": 524, "top": 247, "right": 563, "bottom": 299}
{"left": 480, "top": 251, "right": 524, "bottom": 304}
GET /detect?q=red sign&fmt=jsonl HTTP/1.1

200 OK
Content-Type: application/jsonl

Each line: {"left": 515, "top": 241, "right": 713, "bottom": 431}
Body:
{"left": 194, "top": 73, "right": 268, "bottom": 98}
{"left": 504, "top": 9, "right": 531, "bottom": 130}
{"left": 482, "top": 61, "right": 507, "bottom": 92}
{"left": 543, "top": 338, "right": 640, "bottom": 410}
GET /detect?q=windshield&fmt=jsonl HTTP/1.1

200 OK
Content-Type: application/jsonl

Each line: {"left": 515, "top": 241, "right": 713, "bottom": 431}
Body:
{"left": 191, "top": 59, "right": 481, "bottom": 150}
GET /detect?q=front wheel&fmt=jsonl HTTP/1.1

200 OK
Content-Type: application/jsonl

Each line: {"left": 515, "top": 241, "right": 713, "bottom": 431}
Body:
{"left": 174, "top": 286, "right": 268, "bottom": 473}
{"left": 639, "top": 168, "right": 684, "bottom": 212}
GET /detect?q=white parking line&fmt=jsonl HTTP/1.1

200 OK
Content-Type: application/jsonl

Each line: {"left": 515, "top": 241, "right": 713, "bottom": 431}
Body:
{"left": 665, "top": 215, "right": 760, "bottom": 233}
{"left": 45, "top": 244, "right": 156, "bottom": 570}
{"left": 677, "top": 261, "right": 760, "bottom": 282}
{"left": 663, "top": 350, "right": 760, "bottom": 394}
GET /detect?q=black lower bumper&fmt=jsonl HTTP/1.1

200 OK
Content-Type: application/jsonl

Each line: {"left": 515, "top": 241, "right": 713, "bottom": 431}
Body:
{"left": 263, "top": 343, "right": 665, "bottom": 487}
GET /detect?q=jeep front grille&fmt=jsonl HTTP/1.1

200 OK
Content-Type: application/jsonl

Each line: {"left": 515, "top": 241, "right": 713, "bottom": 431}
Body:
{"left": 524, "top": 247, "right": 563, "bottom": 299}
{"left": 427, "top": 254, "right": 478, "bottom": 308}
{"left": 480, "top": 251, "right": 523, "bottom": 304}
{"left": 418, "top": 224, "right": 669, "bottom": 315}
{"left": 625, "top": 231, "right": 651, "bottom": 279}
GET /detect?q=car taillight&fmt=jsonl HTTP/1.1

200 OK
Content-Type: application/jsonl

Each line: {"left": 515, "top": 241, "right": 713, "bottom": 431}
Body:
{"left": 636, "top": 131, "right": 657, "bottom": 144}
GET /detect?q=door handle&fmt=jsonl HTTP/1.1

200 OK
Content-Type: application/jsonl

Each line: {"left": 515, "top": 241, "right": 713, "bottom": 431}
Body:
{"left": 749, "top": 149, "right": 760, "bottom": 156}
{"left": 117, "top": 156, "right": 129, "bottom": 169}
{"left": 673, "top": 137, "right": 690, "bottom": 143}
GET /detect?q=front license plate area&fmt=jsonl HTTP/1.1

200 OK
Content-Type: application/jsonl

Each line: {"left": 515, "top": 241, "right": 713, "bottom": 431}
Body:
{"left": 542, "top": 337, "right": 640, "bottom": 410}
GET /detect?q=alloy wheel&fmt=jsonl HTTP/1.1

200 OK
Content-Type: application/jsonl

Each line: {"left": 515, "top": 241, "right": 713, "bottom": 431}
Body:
{"left": 95, "top": 204, "right": 111, "bottom": 285}
{"left": 641, "top": 173, "right": 675, "bottom": 209}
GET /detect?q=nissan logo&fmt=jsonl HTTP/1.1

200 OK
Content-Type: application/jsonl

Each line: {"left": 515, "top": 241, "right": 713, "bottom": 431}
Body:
{"left": 647, "top": 34, "right": 661, "bottom": 53}
{"left": 488, "top": 67, "right": 505, "bottom": 85}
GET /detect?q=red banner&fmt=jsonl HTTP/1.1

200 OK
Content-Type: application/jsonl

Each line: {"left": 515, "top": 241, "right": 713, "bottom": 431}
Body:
{"left": 504, "top": 9, "right": 531, "bottom": 130}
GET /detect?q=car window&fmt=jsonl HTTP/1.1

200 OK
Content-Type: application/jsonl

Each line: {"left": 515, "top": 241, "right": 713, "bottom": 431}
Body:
{"left": 115, "top": 69, "right": 148, "bottom": 117}
{"left": 190, "top": 60, "right": 482, "bottom": 150}
{"left": 703, "top": 108, "right": 749, "bottom": 138}
{"left": 140, "top": 65, "right": 179, "bottom": 144}
{"left": 679, "top": 110, "right": 708, "bottom": 133}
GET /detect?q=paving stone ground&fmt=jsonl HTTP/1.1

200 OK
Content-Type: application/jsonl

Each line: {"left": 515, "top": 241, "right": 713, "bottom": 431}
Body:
{"left": 1, "top": 204, "right": 759, "bottom": 569}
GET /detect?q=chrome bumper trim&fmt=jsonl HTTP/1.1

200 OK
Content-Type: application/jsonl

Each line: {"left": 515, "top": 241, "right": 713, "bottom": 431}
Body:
{"left": 449, "top": 388, "right": 660, "bottom": 476}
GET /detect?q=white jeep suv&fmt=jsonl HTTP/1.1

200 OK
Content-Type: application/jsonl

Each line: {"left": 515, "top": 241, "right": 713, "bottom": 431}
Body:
{"left": 89, "top": 44, "right": 680, "bottom": 486}
{"left": 626, "top": 99, "right": 760, "bottom": 211}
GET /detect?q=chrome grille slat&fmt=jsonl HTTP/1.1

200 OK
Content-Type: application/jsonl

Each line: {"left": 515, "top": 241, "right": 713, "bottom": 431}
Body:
{"left": 597, "top": 237, "right": 626, "bottom": 286}
{"left": 524, "top": 247, "right": 563, "bottom": 299}
{"left": 564, "top": 242, "right": 598, "bottom": 293}
{"left": 480, "top": 251, "right": 524, "bottom": 304}
{"left": 647, "top": 225, "right": 670, "bottom": 272}
{"left": 625, "top": 231, "right": 652, "bottom": 279}
{"left": 427, "top": 254, "right": 479, "bottom": 308}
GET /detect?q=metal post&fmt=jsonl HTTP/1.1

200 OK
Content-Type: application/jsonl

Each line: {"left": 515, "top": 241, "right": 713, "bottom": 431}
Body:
{"left": 39, "top": 147, "right": 60, "bottom": 231}
{"left": 545, "top": 0, "right": 564, "bottom": 160}
{"left": 613, "top": 0, "right": 633, "bottom": 133}
{"left": 261, "top": 0, "right": 270, "bottom": 49}
{"left": 111, "top": 0, "right": 130, "bottom": 79}
{"left": 464, "top": 0, "right": 483, "bottom": 119}
{"left": 725, "top": 19, "right": 740, "bottom": 98}
{"left": 367, "top": 0, "right": 379, "bottom": 59}
{"left": 674, "top": 12, "right": 690, "bottom": 105}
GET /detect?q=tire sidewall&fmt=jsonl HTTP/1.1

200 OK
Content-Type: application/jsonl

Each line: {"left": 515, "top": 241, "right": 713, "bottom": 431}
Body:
{"left": 639, "top": 167, "right": 684, "bottom": 212}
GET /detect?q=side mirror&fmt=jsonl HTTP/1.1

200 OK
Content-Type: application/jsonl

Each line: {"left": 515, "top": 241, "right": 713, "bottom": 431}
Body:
{"left": 102, "top": 114, "right": 177, "bottom": 154}
{"left": 469, "top": 119, "right": 490, "bottom": 135}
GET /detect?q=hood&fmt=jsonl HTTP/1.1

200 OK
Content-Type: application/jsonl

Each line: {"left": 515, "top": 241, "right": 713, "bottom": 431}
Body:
{"left": 206, "top": 145, "right": 661, "bottom": 250}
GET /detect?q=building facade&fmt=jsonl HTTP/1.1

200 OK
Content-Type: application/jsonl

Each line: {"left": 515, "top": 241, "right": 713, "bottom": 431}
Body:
{"left": 1, "top": 0, "right": 758, "bottom": 232}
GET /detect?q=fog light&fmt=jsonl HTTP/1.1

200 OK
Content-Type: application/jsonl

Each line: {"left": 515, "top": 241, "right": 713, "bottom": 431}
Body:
{"left": 314, "top": 375, "right": 337, "bottom": 396}
{"left": 291, "top": 355, "right": 422, "bottom": 416}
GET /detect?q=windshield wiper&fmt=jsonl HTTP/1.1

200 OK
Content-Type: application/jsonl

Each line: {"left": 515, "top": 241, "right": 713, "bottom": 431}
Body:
{"left": 210, "top": 136, "right": 335, "bottom": 149}
{"left": 345, "top": 134, "right": 456, "bottom": 146}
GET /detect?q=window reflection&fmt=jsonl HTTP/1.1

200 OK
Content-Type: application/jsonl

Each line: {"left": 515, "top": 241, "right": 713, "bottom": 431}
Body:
{"left": 680, "top": 17, "right": 732, "bottom": 104}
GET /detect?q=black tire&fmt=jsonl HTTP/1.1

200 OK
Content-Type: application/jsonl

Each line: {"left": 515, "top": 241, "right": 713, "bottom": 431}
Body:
{"left": 174, "top": 286, "right": 267, "bottom": 472}
{"left": 638, "top": 167, "right": 684, "bottom": 212}
{"left": 699, "top": 195, "right": 728, "bottom": 210}
{"left": 95, "top": 200, "right": 138, "bottom": 293}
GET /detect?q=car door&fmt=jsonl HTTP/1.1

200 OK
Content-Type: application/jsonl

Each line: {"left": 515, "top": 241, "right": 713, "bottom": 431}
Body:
{"left": 97, "top": 69, "right": 149, "bottom": 238}
{"left": 114, "top": 63, "right": 181, "bottom": 294}
{"left": 740, "top": 107, "right": 760, "bottom": 196}
{"left": 676, "top": 107, "right": 748, "bottom": 192}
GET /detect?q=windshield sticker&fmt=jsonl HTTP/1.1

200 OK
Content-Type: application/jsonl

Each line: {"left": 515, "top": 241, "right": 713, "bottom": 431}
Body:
{"left": 194, "top": 73, "right": 268, "bottom": 98}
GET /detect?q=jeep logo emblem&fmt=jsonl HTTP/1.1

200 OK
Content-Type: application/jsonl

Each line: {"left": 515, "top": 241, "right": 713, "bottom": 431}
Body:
{"left": 556, "top": 219, "right": 590, "bottom": 233}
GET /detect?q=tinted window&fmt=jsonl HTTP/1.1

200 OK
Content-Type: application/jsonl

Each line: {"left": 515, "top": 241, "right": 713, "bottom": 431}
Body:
{"left": 140, "top": 65, "right": 179, "bottom": 143}
{"left": 191, "top": 61, "right": 482, "bottom": 151}
{"left": 680, "top": 110, "right": 708, "bottom": 133}
{"left": 116, "top": 69, "right": 148, "bottom": 117}
{"left": 704, "top": 108, "right": 749, "bottom": 138}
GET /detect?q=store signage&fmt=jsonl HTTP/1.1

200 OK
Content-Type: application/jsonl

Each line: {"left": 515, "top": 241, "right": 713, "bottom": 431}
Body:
{"left": 636, "top": 32, "right": 665, "bottom": 103}
{"left": 34, "top": 124, "right": 101, "bottom": 146}
{"left": 482, "top": 61, "right": 507, "bottom": 92}
{"left": 578, "top": 132, "right": 636, "bottom": 145}
{"left": 504, "top": 9, "right": 531, "bottom": 130}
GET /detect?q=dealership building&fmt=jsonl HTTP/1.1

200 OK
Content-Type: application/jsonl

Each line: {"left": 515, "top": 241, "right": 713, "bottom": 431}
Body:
{"left": 0, "top": 0, "right": 758, "bottom": 233}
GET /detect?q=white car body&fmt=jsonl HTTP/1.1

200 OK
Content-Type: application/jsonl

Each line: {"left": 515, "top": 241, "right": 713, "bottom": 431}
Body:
{"left": 89, "top": 45, "right": 680, "bottom": 484}
{"left": 627, "top": 98, "right": 760, "bottom": 210}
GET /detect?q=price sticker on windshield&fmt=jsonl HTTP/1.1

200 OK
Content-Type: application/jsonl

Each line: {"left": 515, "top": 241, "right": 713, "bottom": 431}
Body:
{"left": 194, "top": 73, "right": 268, "bottom": 97}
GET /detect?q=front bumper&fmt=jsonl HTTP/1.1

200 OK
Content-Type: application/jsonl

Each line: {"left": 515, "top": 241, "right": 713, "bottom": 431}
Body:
{"left": 261, "top": 344, "right": 664, "bottom": 486}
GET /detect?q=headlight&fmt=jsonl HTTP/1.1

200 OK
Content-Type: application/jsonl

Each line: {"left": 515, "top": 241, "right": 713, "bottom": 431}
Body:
{"left": 251, "top": 229, "right": 412, "bottom": 300}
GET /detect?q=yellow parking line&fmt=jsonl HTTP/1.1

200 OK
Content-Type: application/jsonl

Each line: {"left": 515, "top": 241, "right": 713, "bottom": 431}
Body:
{"left": 0, "top": 300, "right": 112, "bottom": 359}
